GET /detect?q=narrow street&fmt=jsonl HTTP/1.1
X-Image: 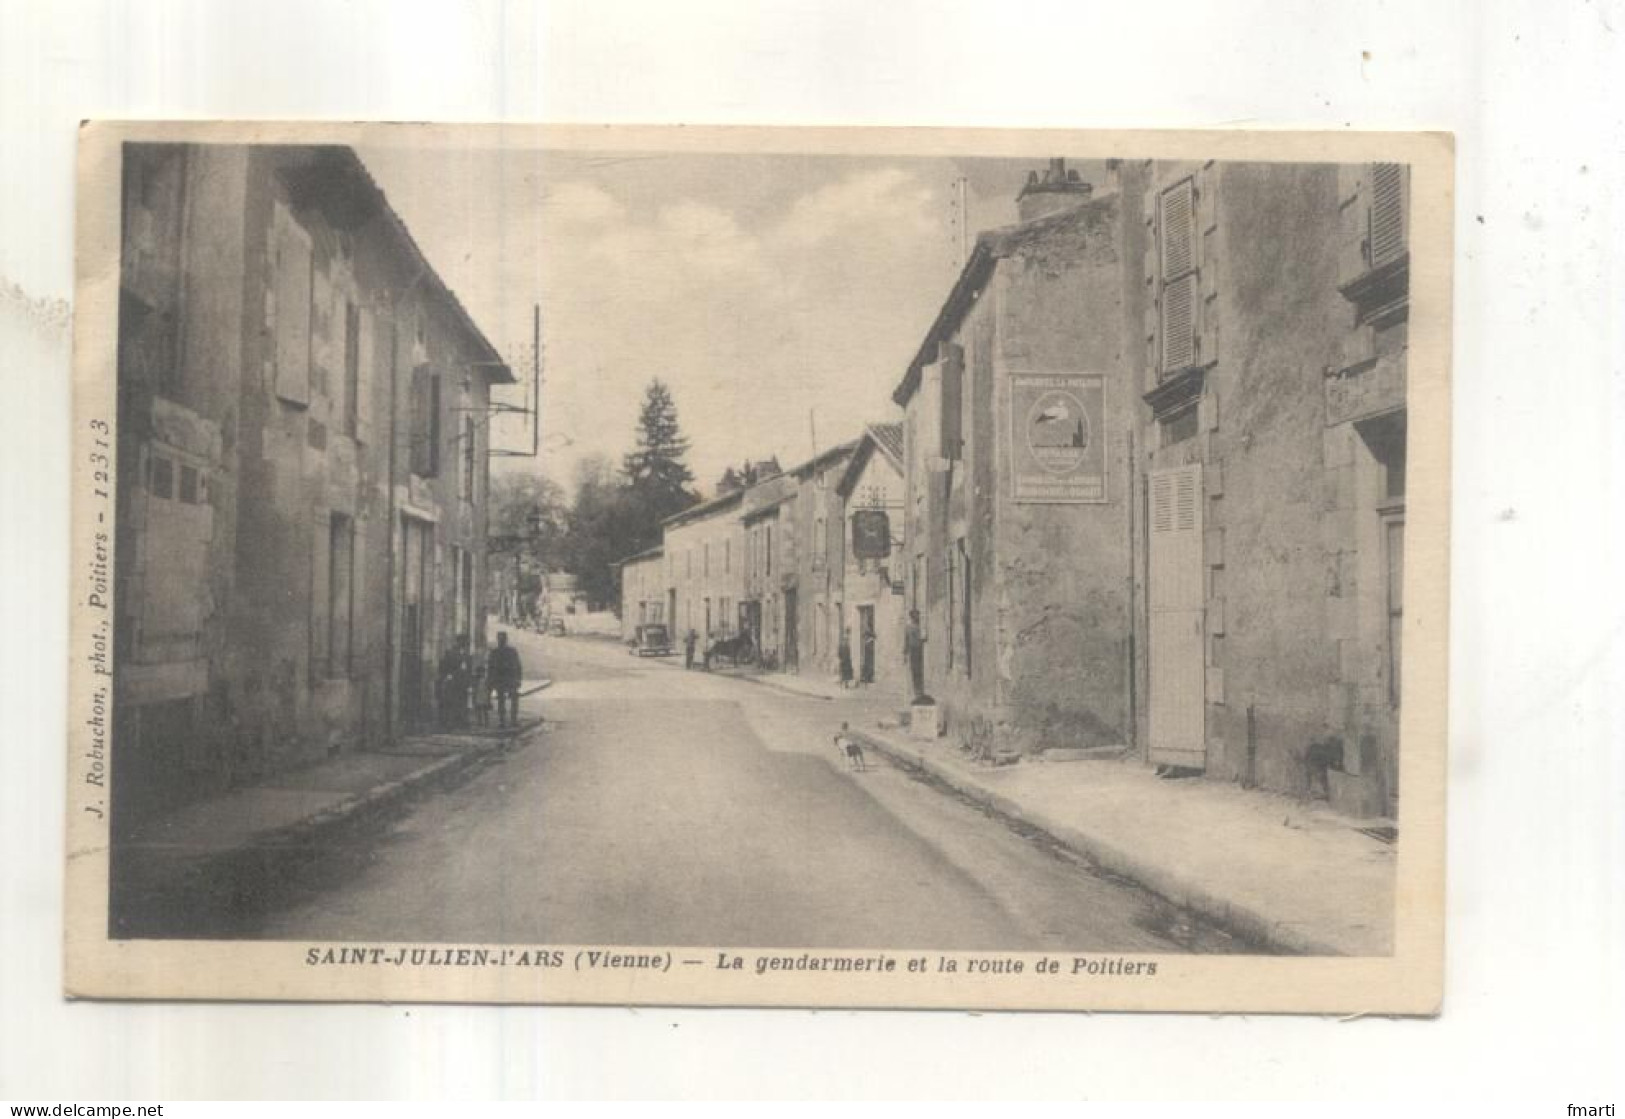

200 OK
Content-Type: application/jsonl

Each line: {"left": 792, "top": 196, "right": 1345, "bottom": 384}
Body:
{"left": 243, "top": 626, "right": 1244, "bottom": 953}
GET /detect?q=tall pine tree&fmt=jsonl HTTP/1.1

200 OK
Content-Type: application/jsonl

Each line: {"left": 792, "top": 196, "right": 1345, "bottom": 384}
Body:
{"left": 622, "top": 379, "right": 698, "bottom": 530}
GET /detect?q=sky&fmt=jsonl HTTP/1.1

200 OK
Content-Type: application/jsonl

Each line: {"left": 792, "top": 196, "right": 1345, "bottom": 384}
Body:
{"left": 356, "top": 140, "right": 1086, "bottom": 496}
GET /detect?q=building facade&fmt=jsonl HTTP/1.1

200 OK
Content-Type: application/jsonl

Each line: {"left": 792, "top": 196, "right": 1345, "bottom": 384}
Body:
{"left": 661, "top": 488, "right": 746, "bottom": 644}
{"left": 835, "top": 424, "right": 907, "bottom": 692}
{"left": 787, "top": 442, "right": 856, "bottom": 681}
{"left": 617, "top": 547, "right": 666, "bottom": 640}
{"left": 1136, "top": 159, "right": 1408, "bottom": 815}
{"left": 895, "top": 157, "right": 1408, "bottom": 815}
{"left": 114, "top": 143, "right": 510, "bottom": 822}
{"left": 741, "top": 477, "right": 796, "bottom": 667}
{"left": 896, "top": 160, "right": 1146, "bottom": 759}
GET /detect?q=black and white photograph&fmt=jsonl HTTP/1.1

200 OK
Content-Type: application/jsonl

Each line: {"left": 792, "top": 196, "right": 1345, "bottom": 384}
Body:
{"left": 66, "top": 122, "right": 1450, "bottom": 1011}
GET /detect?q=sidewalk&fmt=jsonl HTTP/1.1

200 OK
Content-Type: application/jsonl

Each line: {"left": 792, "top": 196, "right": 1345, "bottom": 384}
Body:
{"left": 848, "top": 721, "right": 1396, "bottom": 956}
{"left": 112, "top": 707, "right": 546, "bottom": 911}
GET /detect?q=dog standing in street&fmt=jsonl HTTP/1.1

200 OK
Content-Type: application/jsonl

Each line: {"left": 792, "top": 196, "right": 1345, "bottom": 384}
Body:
{"left": 835, "top": 722, "right": 868, "bottom": 772}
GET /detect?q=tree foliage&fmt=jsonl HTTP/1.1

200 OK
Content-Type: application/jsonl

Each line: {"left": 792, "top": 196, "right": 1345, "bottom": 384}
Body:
{"left": 487, "top": 470, "right": 569, "bottom": 578}
{"left": 622, "top": 379, "right": 697, "bottom": 525}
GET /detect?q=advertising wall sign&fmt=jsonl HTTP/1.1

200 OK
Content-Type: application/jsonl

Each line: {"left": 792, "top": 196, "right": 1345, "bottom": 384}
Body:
{"left": 1009, "top": 373, "right": 1107, "bottom": 503}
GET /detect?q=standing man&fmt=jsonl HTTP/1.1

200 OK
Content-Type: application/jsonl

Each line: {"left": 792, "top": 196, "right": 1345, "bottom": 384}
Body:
{"left": 837, "top": 627, "right": 855, "bottom": 689}
{"left": 684, "top": 627, "right": 699, "bottom": 671}
{"left": 860, "top": 622, "right": 877, "bottom": 685}
{"left": 487, "top": 630, "right": 523, "bottom": 729}
{"left": 903, "top": 609, "right": 927, "bottom": 703}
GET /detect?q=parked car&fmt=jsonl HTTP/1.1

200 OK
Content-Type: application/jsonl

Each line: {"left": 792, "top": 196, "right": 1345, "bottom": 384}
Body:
{"left": 547, "top": 617, "right": 567, "bottom": 636}
{"left": 629, "top": 623, "right": 674, "bottom": 657}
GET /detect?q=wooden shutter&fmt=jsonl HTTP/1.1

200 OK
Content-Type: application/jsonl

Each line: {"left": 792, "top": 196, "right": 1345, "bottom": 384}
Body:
{"left": 410, "top": 367, "right": 431, "bottom": 476}
{"left": 1161, "top": 272, "right": 1197, "bottom": 373}
{"left": 939, "top": 343, "right": 963, "bottom": 460}
{"left": 273, "top": 211, "right": 313, "bottom": 405}
{"left": 1369, "top": 163, "right": 1406, "bottom": 268}
{"left": 1159, "top": 179, "right": 1195, "bottom": 278}
{"left": 355, "top": 307, "right": 375, "bottom": 443}
{"left": 1159, "top": 179, "right": 1198, "bottom": 375}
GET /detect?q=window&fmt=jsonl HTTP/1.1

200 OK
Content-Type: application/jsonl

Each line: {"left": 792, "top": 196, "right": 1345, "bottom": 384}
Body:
{"left": 328, "top": 513, "right": 354, "bottom": 677}
{"left": 462, "top": 416, "right": 477, "bottom": 502}
{"left": 150, "top": 454, "right": 174, "bottom": 499}
{"left": 410, "top": 367, "right": 441, "bottom": 476}
{"left": 459, "top": 547, "right": 475, "bottom": 641}
{"left": 813, "top": 515, "right": 826, "bottom": 569}
{"left": 343, "top": 300, "right": 360, "bottom": 436}
{"left": 1158, "top": 178, "right": 1198, "bottom": 376}
{"left": 724, "top": 539, "right": 731, "bottom": 574}
{"left": 1367, "top": 163, "right": 1407, "bottom": 270}
{"left": 1161, "top": 404, "right": 1199, "bottom": 446}
{"left": 178, "top": 464, "right": 199, "bottom": 504}
{"left": 1365, "top": 415, "right": 1406, "bottom": 706}
{"left": 273, "top": 207, "right": 313, "bottom": 406}
{"left": 765, "top": 525, "right": 773, "bottom": 576}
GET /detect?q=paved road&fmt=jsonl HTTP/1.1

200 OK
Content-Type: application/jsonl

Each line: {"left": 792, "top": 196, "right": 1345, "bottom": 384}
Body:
{"left": 253, "top": 627, "right": 1243, "bottom": 953}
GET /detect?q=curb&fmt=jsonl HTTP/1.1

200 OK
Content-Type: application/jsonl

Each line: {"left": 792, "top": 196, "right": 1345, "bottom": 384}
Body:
{"left": 849, "top": 728, "right": 1347, "bottom": 957}
{"left": 721, "top": 671, "right": 838, "bottom": 703}
{"left": 124, "top": 727, "right": 535, "bottom": 904}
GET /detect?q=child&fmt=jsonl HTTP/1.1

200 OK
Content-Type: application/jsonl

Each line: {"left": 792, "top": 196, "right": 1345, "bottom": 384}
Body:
{"left": 470, "top": 660, "right": 492, "bottom": 728}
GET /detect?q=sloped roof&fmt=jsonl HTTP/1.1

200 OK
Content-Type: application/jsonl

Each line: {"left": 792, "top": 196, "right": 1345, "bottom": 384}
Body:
{"left": 891, "top": 198, "right": 1108, "bottom": 406}
{"left": 283, "top": 146, "right": 512, "bottom": 381}
{"left": 867, "top": 422, "right": 903, "bottom": 468}
{"left": 836, "top": 422, "right": 905, "bottom": 497}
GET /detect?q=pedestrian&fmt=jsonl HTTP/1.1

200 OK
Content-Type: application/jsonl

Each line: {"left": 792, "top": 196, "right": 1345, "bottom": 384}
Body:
{"left": 487, "top": 630, "right": 523, "bottom": 729}
{"left": 470, "top": 657, "right": 492, "bottom": 728}
{"left": 904, "top": 609, "right": 927, "bottom": 703}
{"left": 684, "top": 627, "right": 698, "bottom": 670}
{"left": 860, "top": 624, "right": 876, "bottom": 685}
{"left": 837, "top": 627, "right": 854, "bottom": 689}
{"left": 437, "top": 636, "right": 471, "bottom": 730}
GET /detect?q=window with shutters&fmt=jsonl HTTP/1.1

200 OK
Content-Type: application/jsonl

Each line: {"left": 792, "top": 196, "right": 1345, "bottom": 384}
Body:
{"left": 410, "top": 367, "right": 440, "bottom": 477}
{"left": 1366, "top": 163, "right": 1407, "bottom": 271}
{"left": 342, "top": 300, "right": 360, "bottom": 436}
{"left": 1338, "top": 163, "right": 1410, "bottom": 327}
{"left": 1158, "top": 178, "right": 1198, "bottom": 377}
{"left": 461, "top": 416, "right": 477, "bottom": 501}
{"left": 273, "top": 210, "right": 314, "bottom": 406}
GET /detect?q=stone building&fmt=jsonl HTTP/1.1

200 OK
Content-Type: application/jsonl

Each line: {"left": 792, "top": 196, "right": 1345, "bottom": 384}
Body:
{"left": 660, "top": 487, "right": 746, "bottom": 644}
{"left": 835, "top": 423, "right": 907, "bottom": 692}
{"left": 786, "top": 441, "right": 857, "bottom": 682}
{"left": 617, "top": 546, "right": 665, "bottom": 640}
{"left": 896, "top": 156, "right": 1409, "bottom": 815}
{"left": 895, "top": 158, "right": 1146, "bottom": 760}
{"left": 740, "top": 473, "right": 797, "bottom": 666}
{"left": 1136, "top": 159, "right": 1409, "bottom": 815}
{"left": 113, "top": 143, "right": 510, "bottom": 821}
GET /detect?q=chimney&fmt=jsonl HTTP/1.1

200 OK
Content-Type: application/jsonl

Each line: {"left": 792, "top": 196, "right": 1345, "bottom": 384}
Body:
{"left": 1016, "top": 157, "right": 1093, "bottom": 222}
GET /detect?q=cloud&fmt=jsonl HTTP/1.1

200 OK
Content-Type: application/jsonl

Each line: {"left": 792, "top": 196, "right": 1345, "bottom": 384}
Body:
{"left": 543, "top": 181, "right": 626, "bottom": 225}
{"left": 522, "top": 163, "right": 960, "bottom": 491}
{"left": 773, "top": 168, "right": 939, "bottom": 250}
